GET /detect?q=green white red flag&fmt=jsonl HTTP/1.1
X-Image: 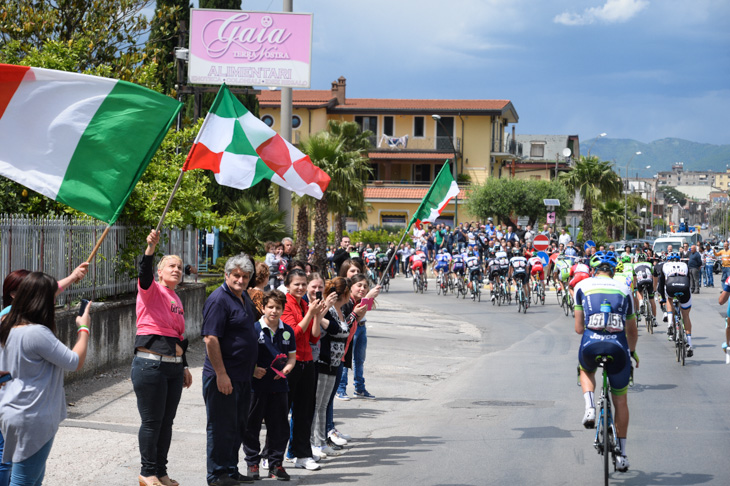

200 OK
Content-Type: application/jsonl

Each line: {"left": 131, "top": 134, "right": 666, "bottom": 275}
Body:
{"left": 0, "top": 64, "right": 182, "bottom": 224}
{"left": 183, "top": 84, "right": 330, "bottom": 199}
{"left": 409, "top": 161, "right": 460, "bottom": 229}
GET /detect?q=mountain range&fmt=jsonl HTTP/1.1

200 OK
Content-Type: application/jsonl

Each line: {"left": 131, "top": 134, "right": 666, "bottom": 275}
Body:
{"left": 585, "top": 137, "right": 730, "bottom": 180}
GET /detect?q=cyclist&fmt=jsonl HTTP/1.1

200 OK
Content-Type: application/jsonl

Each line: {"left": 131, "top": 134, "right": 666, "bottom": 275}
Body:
{"left": 465, "top": 249, "right": 482, "bottom": 292}
{"left": 410, "top": 249, "right": 428, "bottom": 287}
{"left": 486, "top": 250, "right": 501, "bottom": 301}
{"left": 718, "top": 273, "right": 730, "bottom": 361}
{"left": 528, "top": 251, "right": 545, "bottom": 298}
{"left": 616, "top": 256, "right": 640, "bottom": 323}
{"left": 364, "top": 247, "right": 378, "bottom": 280}
{"left": 554, "top": 254, "right": 574, "bottom": 297}
{"left": 657, "top": 252, "right": 694, "bottom": 356}
{"left": 434, "top": 248, "right": 452, "bottom": 288}
{"left": 452, "top": 246, "right": 466, "bottom": 281}
{"left": 509, "top": 248, "right": 530, "bottom": 302}
{"left": 575, "top": 251, "right": 638, "bottom": 473}
{"left": 568, "top": 257, "right": 592, "bottom": 301}
{"left": 495, "top": 247, "right": 511, "bottom": 295}
{"left": 653, "top": 251, "right": 669, "bottom": 322}
{"left": 633, "top": 254, "right": 656, "bottom": 326}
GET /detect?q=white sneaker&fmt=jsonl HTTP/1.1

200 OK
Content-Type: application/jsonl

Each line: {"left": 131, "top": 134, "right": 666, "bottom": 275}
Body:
{"left": 328, "top": 430, "right": 347, "bottom": 446}
{"left": 294, "top": 457, "right": 321, "bottom": 470}
{"left": 582, "top": 408, "right": 596, "bottom": 429}
{"left": 319, "top": 445, "right": 341, "bottom": 456}
{"left": 615, "top": 455, "right": 630, "bottom": 472}
{"left": 261, "top": 458, "right": 268, "bottom": 469}
{"left": 332, "top": 428, "right": 352, "bottom": 441}
{"left": 311, "top": 445, "right": 326, "bottom": 459}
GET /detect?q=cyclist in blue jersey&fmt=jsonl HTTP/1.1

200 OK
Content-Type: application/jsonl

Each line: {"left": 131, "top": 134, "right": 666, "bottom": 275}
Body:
{"left": 434, "top": 248, "right": 452, "bottom": 281}
{"left": 575, "top": 251, "right": 638, "bottom": 473}
{"left": 718, "top": 274, "right": 730, "bottom": 361}
{"left": 451, "top": 249, "right": 466, "bottom": 278}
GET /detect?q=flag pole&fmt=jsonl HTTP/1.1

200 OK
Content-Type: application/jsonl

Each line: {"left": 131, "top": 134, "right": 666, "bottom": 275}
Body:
{"left": 377, "top": 224, "right": 412, "bottom": 287}
{"left": 155, "top": 169, "right": 185, "bottom": 233}
{"left": 86, "top": 225, "right": 111, "bottom": 264}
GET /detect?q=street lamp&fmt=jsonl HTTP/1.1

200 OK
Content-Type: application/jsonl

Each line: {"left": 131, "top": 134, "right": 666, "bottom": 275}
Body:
{"left": 623, "top": 151, "right": 641, "bottom": 241}
{"left": 432, "top": 114, "right": 459, "bottom": 225}
{"left": 587, "top": 132, "right": 607, "bottom": 157}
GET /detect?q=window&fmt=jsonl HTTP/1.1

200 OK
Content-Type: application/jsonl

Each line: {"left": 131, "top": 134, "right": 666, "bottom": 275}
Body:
{"left": 261, "top": 114, "right": 274, "bottom": 127}
{"left": 383, "top": 116, "right": 394, "bottom": 136}
{"left": 414, "top": 116, "right": 425, "bottom": 137}
{"left": 355, "top": 116, "right": 377, "bottom": 133}
{"left": 292, "top": 115, "right": 302, "bottom": 129}
{"left": 414, "top": 164, "right": 431, "bottom": 183}
{"left": 530, "top": 142, "right": 545, "bottom": 158}
{"left": 381, "top": 214, "right": 407, "bottom": 228}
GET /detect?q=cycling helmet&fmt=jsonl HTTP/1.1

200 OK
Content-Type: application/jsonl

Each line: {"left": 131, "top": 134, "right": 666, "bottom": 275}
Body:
{"left": 621, "top": 254, "right": 632, "bottom": 263}
{"left": 590, "top": 251, "right": 618, "bottom": 270}
{"left": 468, "top": 249, "right": 475, "bottom": 256}
{"left": 438, "top": 248, "right": 444, "bottom": 254}
{"left": 615, "top": 261, "right": 624, "bottom": 273}
{"left": 635, "top": 253, "right": 646, "bottom": 262}
{"left": 666, "top": 252, "right": 680, "bottom": 261}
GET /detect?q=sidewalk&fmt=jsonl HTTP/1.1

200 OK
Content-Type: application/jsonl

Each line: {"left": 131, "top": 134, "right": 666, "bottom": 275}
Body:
{"left": 44, "top": 281, "right": 482, "bottom": 485}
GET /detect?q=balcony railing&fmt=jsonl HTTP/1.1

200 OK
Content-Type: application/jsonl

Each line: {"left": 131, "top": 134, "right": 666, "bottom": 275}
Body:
{"left": 368, "top": 135, "right": 462, "bottom": 153}
{"left": 492, "top": 137, "right": 522, "bottom": 156}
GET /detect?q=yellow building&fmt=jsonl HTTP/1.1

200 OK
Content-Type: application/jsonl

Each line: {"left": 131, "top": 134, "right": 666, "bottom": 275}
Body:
{"left": 715, "top": 168, "right": 730, "bottom": 190}
{"left": 258, "top": 76, "right": 520, "bottom": 229}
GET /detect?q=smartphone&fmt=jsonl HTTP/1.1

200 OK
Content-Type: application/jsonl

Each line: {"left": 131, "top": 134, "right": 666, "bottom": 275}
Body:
{"left": 78, "top": 299, "right": 90, "bottom": 316}
{"left": 0, "top": 373, "right": 11, "bottom": 384}
{"left": 361, "top": 298, "right": 373, "bottom": 311}
{"left": 315, "top": 291, "right": 323, "bottom": 300}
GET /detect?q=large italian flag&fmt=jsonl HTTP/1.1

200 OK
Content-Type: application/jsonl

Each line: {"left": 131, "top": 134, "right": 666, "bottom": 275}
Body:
{"left": 409, "top": 161, "right": 460, "bottom": 229}
{"left": 183, "top": 84, "right": 330, "bottom": 199}
{"left": 0, "top": 64, "right": 182, "bottom": 224}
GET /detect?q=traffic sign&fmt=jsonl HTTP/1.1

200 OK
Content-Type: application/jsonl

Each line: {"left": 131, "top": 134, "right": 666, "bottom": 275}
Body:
{"left": 537, "top": 251, "right": 549, "bottom": 266}
{"left": 584, "top": 240, "right": 596, "bottom": 251}
{"left": 533, "top": 234, "right": 549, "bottom": 251}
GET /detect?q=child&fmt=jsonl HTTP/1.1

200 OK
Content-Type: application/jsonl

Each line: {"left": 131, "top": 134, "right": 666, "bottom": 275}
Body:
{"left": 243, "top": 290, "right": 296, "bottom": 481}
{"left": 265, "top": 242, "right": 284, "bottom": 289}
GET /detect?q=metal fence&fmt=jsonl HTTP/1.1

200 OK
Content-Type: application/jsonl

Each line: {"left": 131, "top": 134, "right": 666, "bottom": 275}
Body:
{"left": 0, "top": 215, "right": 198, "bottom": 306}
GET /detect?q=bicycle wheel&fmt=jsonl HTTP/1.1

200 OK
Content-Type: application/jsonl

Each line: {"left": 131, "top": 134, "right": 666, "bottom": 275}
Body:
{"left": 562, "top": 296, "right": 569, "bottom": 316}
{"left": 437, "top": 277, "right": 442, "bottom": 295}
{"left": 541, "top": 287, "right": 546, "bottom": 305}
{"left": 413, "top": 277, "right": 418, "bottom": 294}
{"left": 603, "top": 404, "right": 610, "bottom": 486}
{"left": 476, "top": 280, "right": 481, "bottom": 302}
{"left": 679, "top": 322, "right": 686, "bottom": 366}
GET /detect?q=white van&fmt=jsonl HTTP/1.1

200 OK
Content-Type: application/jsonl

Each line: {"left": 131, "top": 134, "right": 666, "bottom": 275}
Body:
{"left": 652, "top": 232, "right": 702, "bottom": 254}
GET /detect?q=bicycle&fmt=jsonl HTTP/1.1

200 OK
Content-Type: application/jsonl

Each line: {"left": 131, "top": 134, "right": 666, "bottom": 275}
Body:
{"left": 639, "top": 288, "right": 654, "bottom": 334}
{"left": 469, "top": 271, "right": 482, "bottom": 302}
{"left": 532, "top": 279, "right": 546, "bottom": 306}
{"left": 436, "top": 269, "right": 449, "bottom": 296}
{"left": 592, "top": 355, "right": 623, "bottom": 486}
{"left": 381, "top": 270, "right": 390, "bottom": 293}
{"left": 412, "top": 269, "right": 424, "bottom": 294}
{"left": 561, "top": 290, "right": 574, "bottom": 317}
{"left": 516, "top": 278, "right": 528, "bottom": 313}
{"left": 447, "top": 272, "right": 456, "bottom": 294}
{"left": 669, "top": 295, "right": 687, "bottom": 366}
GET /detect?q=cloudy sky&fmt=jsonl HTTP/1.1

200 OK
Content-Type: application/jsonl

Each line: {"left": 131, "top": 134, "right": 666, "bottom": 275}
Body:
{"left": 214, "top": 0, "right": 729, "bottom": 145}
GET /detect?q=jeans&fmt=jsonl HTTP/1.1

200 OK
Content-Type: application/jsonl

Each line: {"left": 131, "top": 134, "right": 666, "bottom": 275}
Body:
{"left": 131, "top": 356, "right": 184, "bottom": 478}
{"left": 337, "top": 325, "right": 367, "bottom": 394}
{"left": 704, "top": 264, "right": 714, "bottom": 286}
{"left": 326, "top": 364, "right": 343, "bottom": 434}
{"left": 9, "top": 438, "right": 53, "bottom": 486}
{"left": 0, "top": 432, "right": 11, "bottom": 486}
{"left": 723, "top": 267, "right": 730, "bottom": 286}
{"left": 203, "top": 374, "right": 251, "bottom": 484}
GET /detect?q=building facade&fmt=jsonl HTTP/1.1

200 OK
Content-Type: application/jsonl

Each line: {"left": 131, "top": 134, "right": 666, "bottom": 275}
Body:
{"left": 657, "top": 162, "right": 717, "bottom": 187}
{"left": 257, "top": 76, "right": 519, "bottom": 229}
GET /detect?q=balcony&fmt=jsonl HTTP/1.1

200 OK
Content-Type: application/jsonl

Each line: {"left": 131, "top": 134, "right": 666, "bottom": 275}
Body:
{"left": 492, "top": 137, "right": 523, "bottom": 157}
{"left": 368, "top": 135, "right": 462, "bottom": 153}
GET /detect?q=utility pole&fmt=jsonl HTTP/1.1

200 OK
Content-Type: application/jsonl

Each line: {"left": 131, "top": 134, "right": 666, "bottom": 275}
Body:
{"left": 279, "top": 0, "right": 294, "bottom": 233}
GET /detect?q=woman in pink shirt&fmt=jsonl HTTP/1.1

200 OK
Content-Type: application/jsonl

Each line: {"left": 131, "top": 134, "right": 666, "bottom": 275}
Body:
{"left": 133, "top": 230, "right": 192, "bottom": 486}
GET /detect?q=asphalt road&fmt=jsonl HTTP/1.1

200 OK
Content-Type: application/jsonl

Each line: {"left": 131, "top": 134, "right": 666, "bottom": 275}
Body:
{"left": 45, "top": 276, "right": 730, "bottom": 485}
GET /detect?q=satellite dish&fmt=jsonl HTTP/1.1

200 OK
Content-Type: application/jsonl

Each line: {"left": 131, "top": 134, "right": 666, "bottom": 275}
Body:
{"left": 562, "top": 148, "right": 572, "bottom": 157}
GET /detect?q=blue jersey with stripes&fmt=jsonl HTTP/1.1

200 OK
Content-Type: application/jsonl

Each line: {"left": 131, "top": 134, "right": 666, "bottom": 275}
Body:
{"left": 574, "top": 275, "right": 635, "bottom": 334}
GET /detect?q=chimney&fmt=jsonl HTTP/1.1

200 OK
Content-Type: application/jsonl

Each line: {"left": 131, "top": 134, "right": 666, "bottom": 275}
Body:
{"left": 331, "top": 76, "right": 346, "bottom": 105}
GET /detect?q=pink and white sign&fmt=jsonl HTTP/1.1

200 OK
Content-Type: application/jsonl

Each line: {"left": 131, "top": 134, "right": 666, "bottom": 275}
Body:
{"left": 188, "top": 9, "right": 313, "bottom": 88}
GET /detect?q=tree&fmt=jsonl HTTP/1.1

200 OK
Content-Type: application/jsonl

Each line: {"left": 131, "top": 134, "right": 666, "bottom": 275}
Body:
{"left": 221, "top": 197, "right": 287, "bottom": 257}
{"left": 146, "top": 0, "right": 190, "bottom": 95}
{"left": 558, "top": 155, "right": 622, "bottom": 241}
{"left": 466, "top": 179, "right": 571, "bottom": 227}
{"left": 597, "top": 201, "right": 624, "bottom": 240}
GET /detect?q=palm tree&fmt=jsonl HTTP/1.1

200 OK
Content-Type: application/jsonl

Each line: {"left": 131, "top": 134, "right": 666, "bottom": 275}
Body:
{"left": 294, "top": 194, "right": 314, "bottom": 261}
{"left": 559, "top": 155, "right": 622, "bottom": 241}
{"left": 222, "top": 196, "right": 287, "bottom": 256}
{"left": 597, "top": 201, "right": 624, "bottom": 240}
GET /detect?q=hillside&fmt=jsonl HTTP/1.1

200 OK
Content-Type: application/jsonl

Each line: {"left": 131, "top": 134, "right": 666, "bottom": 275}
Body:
{"left": 585, "top": 137, "right": 730, "bottom": 178}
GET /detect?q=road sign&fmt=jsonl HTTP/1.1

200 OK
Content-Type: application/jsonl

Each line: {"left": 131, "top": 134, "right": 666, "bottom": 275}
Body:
{"left": 584, "top": 240, "right": 596, "bottom": 251}
{"left": 547, "top": 211, "right": 555, "bottom": 224}
{"left": 537, "top": 251, "right": 549, "bottom": 266}
{"left": 533, "top": 234, "right": 549, "bottom": 251}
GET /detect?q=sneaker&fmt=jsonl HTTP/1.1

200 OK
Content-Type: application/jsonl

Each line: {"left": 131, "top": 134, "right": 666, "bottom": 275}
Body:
{"left": 354, "top": 390, "right": 376, "bottom": 400}
{"left": 284, "top": 456, "right": 294, "bottom": 464}
{"left": 319, "top": 444, "right": 342, "bottom": 456}
{"left": 269, "top": 465, "right": 290, "bottom": 481}
{"left": 247, "top": 465, "right": 260, "bottom": 480}
{"left": 335, "top": 392, "right": 351, "bottom": 401}
{"left": 582, "top": 408, "right": 596, "bottom": 429}
{"left": 261, "top": 458, "right": 269, "bottom": 469}
{"left": 210, "top": 477, "right": 240, "bottom": 486}
{"left": 328, "top": 430, "right": 347, "bottom": 446}
{"left": 332, "top": 428, "right": 351, "bottom": 441}
{"left": 294, "top": 457, "right": 321, "bottom": 471}
{"left": 311, "top": 446, "right": 326, "bottom": 459}
{"left": 326, "top": 438, "right": 344, "bottom": 450}
{"left": 687, "top": 345, "right": 694, "bottom": 358}
{"left": 230, "top": 472, "right": 255, "bottom": 484}
{"left": 615, "top": 455, "right": 630, "bottom": 472}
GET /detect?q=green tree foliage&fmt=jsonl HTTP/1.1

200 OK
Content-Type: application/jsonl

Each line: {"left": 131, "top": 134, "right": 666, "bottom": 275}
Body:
{"left": 146, "top": 0, "right": 190, "bottom": 95}
{"left": 559, "top": 155, "right": 622, "bottom": 241}
{"left": 659, "top": 186, "right": 688, "bottom": 206}
{"left": 220, "top": 197, "right": 287, "bottom": 257}
{"left": 466, "top": 178, "right": 571, "bottom": 227}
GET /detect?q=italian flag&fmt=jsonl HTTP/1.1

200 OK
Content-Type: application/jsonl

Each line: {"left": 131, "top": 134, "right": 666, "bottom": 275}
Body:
{"left": 183, "top": 84, "right": 330, "bottom": 199}
{"left": 0, "top": 64, "right": 182, "bottom": 224}
{"left": 409, "top": 162, "right": 460, "bottom": 229}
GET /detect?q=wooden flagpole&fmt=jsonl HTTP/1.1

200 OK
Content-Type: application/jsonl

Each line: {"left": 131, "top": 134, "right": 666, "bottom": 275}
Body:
{"left": 86, "top": 225, "right": 111, "bottom": 264}
{"left": 155, "top": 169, "right": 185, "bottom": 233}
{"left": 377, "top": 225, "right": 412, "bottom": 287}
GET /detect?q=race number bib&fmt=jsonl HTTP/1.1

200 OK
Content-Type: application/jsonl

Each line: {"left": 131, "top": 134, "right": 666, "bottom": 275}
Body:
{"left": 587, "top": 313, "right": 625, "bottom": 333}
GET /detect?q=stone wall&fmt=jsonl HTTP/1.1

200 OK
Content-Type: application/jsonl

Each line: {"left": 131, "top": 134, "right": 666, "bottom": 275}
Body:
{"left": 55, "top": 282, "right": 206, "bottom": 382}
